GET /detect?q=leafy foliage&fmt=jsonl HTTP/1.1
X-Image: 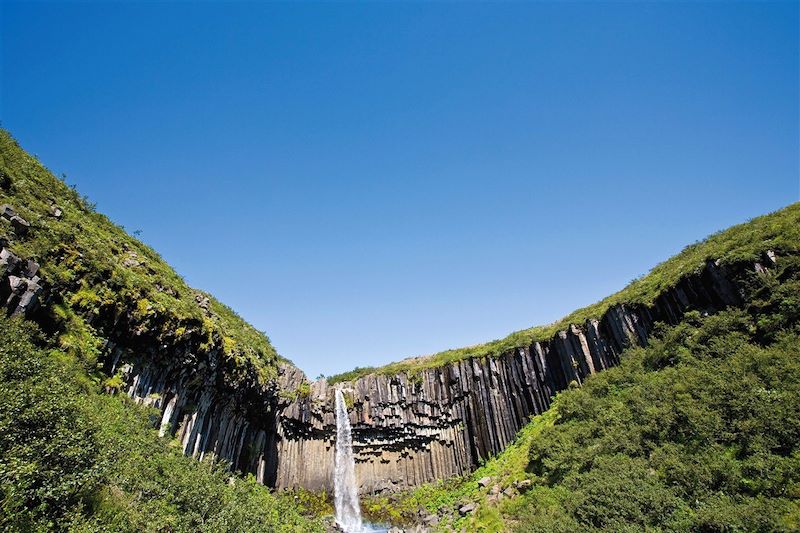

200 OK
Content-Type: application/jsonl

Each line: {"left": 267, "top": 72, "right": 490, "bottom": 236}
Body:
{"left": 0, "top": 316, "right": 323, "bottom": 532}
{"left": 0, "top": 318, "right": 101, "bottom": 530}
{"left": 327, "top": 365, "right": 377, "bottom": 385}
{"left": 0, "top": 130, "right": 285, "bottom": 386}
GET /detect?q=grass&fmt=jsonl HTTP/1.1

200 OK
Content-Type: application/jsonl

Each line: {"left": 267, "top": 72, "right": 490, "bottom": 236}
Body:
{"left": 0, "top": 315, "right": 324, "bottom": 532}
{"left": 0, "top": 129, "right": 287, "bottom": 388}
{"left": 330, "top": 202, "right": 800, "bottom": 384}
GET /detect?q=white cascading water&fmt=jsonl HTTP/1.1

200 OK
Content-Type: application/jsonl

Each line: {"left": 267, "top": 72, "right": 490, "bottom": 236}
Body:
{"left": 334, "top": 388, "right": 363, "bottom": 532}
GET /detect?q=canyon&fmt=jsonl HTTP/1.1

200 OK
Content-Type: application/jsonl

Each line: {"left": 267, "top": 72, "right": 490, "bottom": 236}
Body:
{"left": 0, "top": 133, "right": 791, "bottom": 500}
{"left": 2, "top": 223, "right": 778, "bottom": 494}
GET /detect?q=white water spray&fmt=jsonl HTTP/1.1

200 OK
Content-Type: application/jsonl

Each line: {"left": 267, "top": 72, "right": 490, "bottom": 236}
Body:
{"left": 334, "top": 388, "right": 363, "bottom": 532}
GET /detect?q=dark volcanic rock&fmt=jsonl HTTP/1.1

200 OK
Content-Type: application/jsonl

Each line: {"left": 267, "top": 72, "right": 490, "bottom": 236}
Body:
{"left": 0, "top": 204, "right": 16, "bottom": 219}
{"left": 10, "top": 215, "right": 30, "bottom": 235}
{"left": 459, "top": 503, "right": 477, "bottom": 516}
{"left": 0, "top": 246, "right": 44, "bottom": 317}
{"left": 270, "top": 254, "right": 778, "bottom": 493}
{"left": 0, "top": 205, "right": 29, "bottom": 236}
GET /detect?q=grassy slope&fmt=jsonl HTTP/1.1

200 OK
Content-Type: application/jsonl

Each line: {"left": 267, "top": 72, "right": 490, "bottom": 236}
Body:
{"left": 0, "top": 315, "right": 323, "bottom": 532}
{"left": 0, "top": 129, "right": 286, "bottom": 385}
{"left": 330, "top": 202, "right": 800, "bottom": 383}
{"left": 0, "top": 131, "right": 325, "bottom": 530}
{"left": 367, "top": 252, "right": 800, "bottom": 532}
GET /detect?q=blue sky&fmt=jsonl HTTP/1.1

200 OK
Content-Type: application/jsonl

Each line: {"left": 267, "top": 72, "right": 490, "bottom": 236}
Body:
{"left": 1, "top": 2, "right": 798, "bottom": 378}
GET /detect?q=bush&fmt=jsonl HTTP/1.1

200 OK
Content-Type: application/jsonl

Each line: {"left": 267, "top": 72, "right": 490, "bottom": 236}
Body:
{"left": 0, "top": 316, "right": 323, "bottom": 532}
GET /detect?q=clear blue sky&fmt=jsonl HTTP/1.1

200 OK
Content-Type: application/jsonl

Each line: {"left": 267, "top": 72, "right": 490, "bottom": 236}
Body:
{"left": 1, "top": 2, "right": 798, "bottom": 378}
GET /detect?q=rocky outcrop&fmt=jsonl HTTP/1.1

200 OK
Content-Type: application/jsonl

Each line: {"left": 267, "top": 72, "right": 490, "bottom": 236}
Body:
{"left": 1, "top": 204, "right": 31, "bottom": 236}
{"left": 271, "top": 253, "right": 778, "bottom": 493}
{"left": 0, "top": 242, "right": 45, "bottom": 317}
{"left": 113, "top": 347, "right": 288, "bottom": 486}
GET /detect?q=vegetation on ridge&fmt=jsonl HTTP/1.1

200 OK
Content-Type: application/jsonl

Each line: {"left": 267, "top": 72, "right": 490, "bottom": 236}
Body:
{"left": 0, "top": 129, "right": 287, "bottom": 387}
{"left": 0, "top": 131, "right": 323, "bottom": 531}
{"left": 329, "top": 202, "right": 800, "bottom": 384}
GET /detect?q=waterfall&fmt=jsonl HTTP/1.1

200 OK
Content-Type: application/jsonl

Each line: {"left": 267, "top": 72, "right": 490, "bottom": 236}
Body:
{"left": 334, "top": 388, "right": 363, "bottom": 533}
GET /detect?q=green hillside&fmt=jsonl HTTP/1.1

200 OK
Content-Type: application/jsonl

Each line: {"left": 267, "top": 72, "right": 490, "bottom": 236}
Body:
{"left": 365, "top": 247, "right": 800, "bottom": 531}
{"left": 330, "top": 202, "right": 800, "bottom": 383}
{"left": 0, "top": 129, "right": 285, "bottom": 387}
{"left": 0, "top": 133, "right": 323, "bottom": 531}
{"left": 0, "top": 315, "right": 323, "bottom": 532}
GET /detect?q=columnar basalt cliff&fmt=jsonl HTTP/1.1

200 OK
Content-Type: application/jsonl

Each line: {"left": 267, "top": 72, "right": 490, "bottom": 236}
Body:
{"left": 271, "top": 253, "right": 779, "bottom": 493}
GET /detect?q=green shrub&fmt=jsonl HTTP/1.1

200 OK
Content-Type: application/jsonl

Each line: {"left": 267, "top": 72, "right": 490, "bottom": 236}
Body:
{"left": 0, "top": 315, "right": 323, "bottom": 532}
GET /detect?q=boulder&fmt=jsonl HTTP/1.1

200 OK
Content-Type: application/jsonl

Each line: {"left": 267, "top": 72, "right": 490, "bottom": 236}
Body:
{"left": 766, "top": 250, "right": 777, "bottom": 266}
{"left": 458, "top": 503, "right": 477, "bottom": 516}
{"left": 25, "top": 259, "right": 39, "bottom": 278}
{"left": 422, "top": 514, "right": 439, "bottom": 525}
{"left": 514, "top": 479, "right": 533, "bottom": 492}
{"left": 10, "top": 215, "right": 29, "bottom": 235}
{"left": 477, "top": 476, "right": 492, "bottom": 488}
{"left": 0, "top": 204, "right": 16, "bottom": 219}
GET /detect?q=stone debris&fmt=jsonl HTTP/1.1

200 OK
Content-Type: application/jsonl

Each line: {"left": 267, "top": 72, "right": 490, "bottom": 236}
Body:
{"left": 514, "top": 479, "right": 532, "bottom": 492}
{"left": 123, "top": 250, "right": 141, "bottom": 267}
{"left": 458, "top": 503, "right": 477, "bottom": 516}
{"left": 422, "top": 514, "right": 439, "bottom": 525}
{"left": 0, "top": 205, "right": 15, "bottom": 219}
{"left": 0, "top": 204, "right": 30, "bottom": 236}
{"left": 195, "top": 291, "right": 211, "bottom": 311}
{"left": 0, "top": 245, "right": 44, "bottom": 317}
{"left": 10, "top": 216, "right": 30, "bottom": 235}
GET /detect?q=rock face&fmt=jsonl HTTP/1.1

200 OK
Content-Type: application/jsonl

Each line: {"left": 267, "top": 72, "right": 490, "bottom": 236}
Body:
{"left": 0, "top": 243, "right": 45, "bottom": 317}
{"left": 1, "top": 204, "right": 31, "bottom": 236}
{"left": 270, "top": 254, "right": 777, "bottom": 493}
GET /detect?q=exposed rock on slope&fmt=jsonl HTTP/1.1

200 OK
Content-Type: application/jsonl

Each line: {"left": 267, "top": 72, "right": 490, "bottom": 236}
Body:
{"left": 0, "top": 243, "right": 45, "bottom": 317}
